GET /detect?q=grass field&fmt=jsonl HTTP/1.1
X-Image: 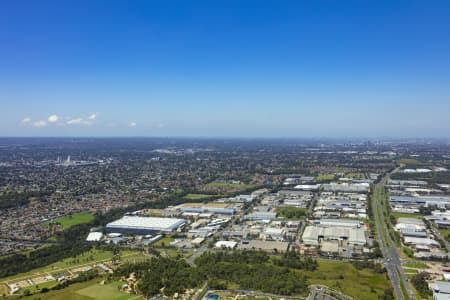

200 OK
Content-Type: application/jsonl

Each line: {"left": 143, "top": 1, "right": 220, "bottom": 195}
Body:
{"left": 345, "top": 172, "right": 365, "bottom": 179}
{"left": 304, "top": 260, "right": 392, "bottom": 300}
{"left": 0, "top": 283, "right": 9, "bottom": 295}
{"left": 205, "top": 182, "right": 256, "bottom": 189}
{"left": 397, "top": 158, "right": 422, "bottom": 166}
{"left": 152, "top": 236, "right": 175, "bottom": 247}
{"left": 403, "top": 268, "right": 419, "bottom": 274}
{"left": 439, "top": 228, "right": 450, "bottom": 240}
{"left": 47, "top": 212, "right": 95, "bottom": 229}
{"left": 184, "top": 193, "right": 216, "bottom": 200}
{"left": 27, "top": 280, "right": 58, "bottom": 293}
{"left": 316, "top": 174, "right": 336, "bottom": 182}
{"left": 391, "top": 212, "right": 424, "bottom": 219}
{"left": 20, "top": 279, "right": 137, "bottom": 300}
{"left": 76, "top": 281, "right": 134, "bottom": 300}
{"left": 403, "top": 261, "right": 428, "bottom": 269}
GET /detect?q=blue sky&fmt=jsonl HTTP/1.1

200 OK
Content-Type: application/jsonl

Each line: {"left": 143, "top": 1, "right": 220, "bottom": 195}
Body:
{"left": 1, "top": 0, "right": 450, "bottom": 137}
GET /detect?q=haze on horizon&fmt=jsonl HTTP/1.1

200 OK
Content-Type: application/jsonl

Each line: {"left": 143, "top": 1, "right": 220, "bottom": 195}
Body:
{"left": 1, "top": 0, "right": 450, "bottom": 138}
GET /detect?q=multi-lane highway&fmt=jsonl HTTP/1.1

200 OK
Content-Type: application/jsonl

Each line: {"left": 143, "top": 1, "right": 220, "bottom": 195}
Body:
{"left": 372, "top": 177, "right": 416, "bottom": 300}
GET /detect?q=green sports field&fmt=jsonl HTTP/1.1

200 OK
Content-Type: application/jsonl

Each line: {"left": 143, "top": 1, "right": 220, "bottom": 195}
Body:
{"left": 47, "top": 212, "right": 95, "bottom": 229}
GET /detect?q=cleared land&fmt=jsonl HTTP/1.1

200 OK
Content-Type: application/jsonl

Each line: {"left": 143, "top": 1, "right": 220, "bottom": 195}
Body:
{"left": 183, "top": 193, "right": 216, "bottom": 200}
{"left": 304, "top": 260, "right": 392, "bottom": 300}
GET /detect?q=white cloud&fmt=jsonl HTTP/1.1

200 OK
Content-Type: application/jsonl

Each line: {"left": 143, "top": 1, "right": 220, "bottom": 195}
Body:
{"left": 67, "top": 118, "right": 82, "bottom": 125}
{"left": 33, "top": 121, "right": 47, "bottom": 127}
{"left": 21, "top": 117, "right": 31, "bottom": 124}
{"left": 67, "top": 118, "right": 92, "bottom": 126}
{"left": 87, "top": 113, "right": 97, "bottom": 120}
{"left": 129, "top": 122, "right": 137, "bottom": 127}
{"left": 47, "top": 114, "right": 59, "bottom": 123}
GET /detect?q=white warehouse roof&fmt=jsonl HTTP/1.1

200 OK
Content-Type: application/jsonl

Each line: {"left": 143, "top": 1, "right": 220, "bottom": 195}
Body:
{"left": 86, "top": 232, "right": 103, "bottom": 241}
{"left": 106, "top": 216, "right": 186, "bottom": 232}
{"left": 215, "top": 241, "right": 237, "bottom": 249}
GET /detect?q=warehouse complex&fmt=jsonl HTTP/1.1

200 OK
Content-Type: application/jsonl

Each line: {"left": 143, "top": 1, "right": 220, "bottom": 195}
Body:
{"left": 175, "top": 202, "right": 239, "bottom": 215}
{"left": 105, "top": 216, "right": 186, "bottom": 235}
{"left": 302, "top": 225, "right": 367, "bottom": 247}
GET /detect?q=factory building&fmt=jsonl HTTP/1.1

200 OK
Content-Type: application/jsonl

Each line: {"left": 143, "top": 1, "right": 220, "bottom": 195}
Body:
{"left": 322, "top": 182, "right": 370, "bottom": 193}
{"left": 105, "top": 216, "right": 186, "bottom": 235}
{"left": 312, "top": 218, "right": 362, "bottom": 228}
{"left": 395, "top": 218, "right": 427, "bottom": 237}
{"left": 302, "top": 225, "right": 367, "bottom": 246}
{"left": 260, "top": 227, "right": 286, "bottom": 241}
{"left": 172, "top": 202, "right": 240, "bottom": 215}
{"left": 432, "top": 281, "right": 450, "bottom": 300}
{"left": 244, "top": 212, "right": 277, "bottom": 221}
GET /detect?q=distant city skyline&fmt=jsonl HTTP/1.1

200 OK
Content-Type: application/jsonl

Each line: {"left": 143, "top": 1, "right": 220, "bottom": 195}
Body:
{"left": 1, "top": 1, "right": 450, "bottom": 137}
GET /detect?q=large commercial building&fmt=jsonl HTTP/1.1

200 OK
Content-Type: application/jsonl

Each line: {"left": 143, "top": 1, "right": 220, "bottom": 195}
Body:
{"left": 105, "top": 216, "right": 186, "bottom": 235}
{"left": 390, "top": 196, "right": 450, "bottom": 207}
{"left": 244, "top": 212, "right": 277, "bottom": 221}
{"left": 312, "top": 218, "right": 362, "bottom": 228}
{"left": 322, "top": 182, "right": 370, "bottom": 193}
{"left": 176, "top": 202, "right": 238, "bottom": 215}
{"left": 432, "top": 281, "right": 450, "bottom": 300}
{"left": 238, "top": 240, "right": 289, "bottom": 253}
{"left": 302, "top": 225, "right": 367, "bottom": 246}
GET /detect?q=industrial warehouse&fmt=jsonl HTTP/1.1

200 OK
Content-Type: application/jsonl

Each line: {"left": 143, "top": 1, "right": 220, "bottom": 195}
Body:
{"left": 302, "top": 225, "right": 367, "bottom": 247}
{"left": 171, "top": 202, "right": 240, "bottom": 215}
{"left": 105, "top": 216, "right": 186, "bottom": 235}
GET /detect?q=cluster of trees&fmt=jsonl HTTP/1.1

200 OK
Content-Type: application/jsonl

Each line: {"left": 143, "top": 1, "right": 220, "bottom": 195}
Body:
{"left": 391, "top": 171, "right": 450, "bottom": 184}
{"left": 199, "top": 259, "right": 308, "bottom": 295}
{"left": 195, "top": 251, "right": 309, "bottom": 295}
{"left": 411, "top": 272, "right": 432, "bottom": 298}
{"left": 195, "top": 250, "right": 270, "bottom": 265}
{"left": 273, "top": 250, "right": 318, "bottom": 271}
{"left": 116, "top": 257, "right": 203, "bottom": 297}
{"left": 276, "top": 207, "right": 307, "bottom": 219}
{"left": 116, "top": 251, "right": 311, "bottom": 298}
{"left": 350, "top": 260, "right": 386, "bottom": 273}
